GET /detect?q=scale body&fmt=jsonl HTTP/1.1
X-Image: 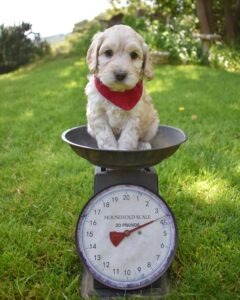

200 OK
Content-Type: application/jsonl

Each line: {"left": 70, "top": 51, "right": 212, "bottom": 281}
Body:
{"left": 62, "top": 125, "right": 187, "bottom": 299}
{"left": 78, "top": 167, "right": 177, "bottom": 299}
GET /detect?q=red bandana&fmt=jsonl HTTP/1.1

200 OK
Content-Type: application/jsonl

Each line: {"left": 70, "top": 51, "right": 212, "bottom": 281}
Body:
{"left": 94, "top": 76, "right": 143, "bottom": 110}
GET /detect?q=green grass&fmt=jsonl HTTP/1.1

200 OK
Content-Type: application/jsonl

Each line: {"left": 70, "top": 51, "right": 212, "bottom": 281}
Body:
{"left": 0, "top": 56, "right": 239, "bottom": 299}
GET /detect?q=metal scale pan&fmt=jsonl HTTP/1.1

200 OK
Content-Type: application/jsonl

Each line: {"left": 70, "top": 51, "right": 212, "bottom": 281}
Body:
{"left": 61, "top": 125, "right": 187, "bottom": 169}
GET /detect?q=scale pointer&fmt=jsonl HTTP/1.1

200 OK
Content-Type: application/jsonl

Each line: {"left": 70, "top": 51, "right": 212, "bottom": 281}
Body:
{"left": 109, "top": 216, "right": 166, "bottom": 247}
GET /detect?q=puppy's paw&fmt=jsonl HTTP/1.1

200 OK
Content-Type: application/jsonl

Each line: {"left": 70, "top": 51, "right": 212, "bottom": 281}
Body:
{"left": 98, "top": 144, "right": 118, "bottom": 150}
{"left": 118, "top": 140, "right": 138, "bottom": 151}
{"left": 118, "top": 143, "right": 136, "bottom": 150}
{"left": 118, "top": 135, "right": 138, "bottom": 150}
{"left": 104, "top": 144, "right": 118, "bottom": 150}
{"left": 97, "top": 137, "right": 118, "bottom": 150}
{"left": 138, "top": 142, "right": 152, "bottom": 150}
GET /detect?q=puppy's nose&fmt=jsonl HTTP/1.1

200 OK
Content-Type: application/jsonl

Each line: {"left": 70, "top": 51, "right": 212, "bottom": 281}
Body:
{"left": 114, "top": 71, "right": 127, "bottom": 81}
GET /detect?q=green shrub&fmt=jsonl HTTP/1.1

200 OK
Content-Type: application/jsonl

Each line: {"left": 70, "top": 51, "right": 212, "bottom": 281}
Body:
{"left": 123, "top": 14, "right": 202, "bottom": 64}
{"left": 0, "top": 22, "right": 50, "bottom": 74}
{"left": 209, "top": 43, "right": 240, "bottom": 72}
{"left": 68, "top": 11, "right": 240, "bottom": 71}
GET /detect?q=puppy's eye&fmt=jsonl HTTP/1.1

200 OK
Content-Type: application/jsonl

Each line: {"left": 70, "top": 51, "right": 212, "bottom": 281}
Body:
{"left": 130, "top": 51, "right": 138, "bottom": 60}
{"left": 105, "top": 49, "right": 113, "bottom": 58}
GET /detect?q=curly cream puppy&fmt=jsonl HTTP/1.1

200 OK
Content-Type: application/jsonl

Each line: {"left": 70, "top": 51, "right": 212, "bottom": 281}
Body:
{"left": 85, "top": 25, "right": 159, "bottom": 150}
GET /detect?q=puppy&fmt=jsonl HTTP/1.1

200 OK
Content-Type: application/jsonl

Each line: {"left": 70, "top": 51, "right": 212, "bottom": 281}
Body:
{"left": 85, "top": 25, "right": 159, "bottom": 150}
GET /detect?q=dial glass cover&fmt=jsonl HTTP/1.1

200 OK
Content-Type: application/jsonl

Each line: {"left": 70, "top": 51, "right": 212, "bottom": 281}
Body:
{"left": 76, "top": 185, "right": 177, "bottom": 290}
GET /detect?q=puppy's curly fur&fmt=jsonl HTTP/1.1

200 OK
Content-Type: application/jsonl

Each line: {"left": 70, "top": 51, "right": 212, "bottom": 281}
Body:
{"left": 85, "top": 25, "right": 159, "bottom": 150}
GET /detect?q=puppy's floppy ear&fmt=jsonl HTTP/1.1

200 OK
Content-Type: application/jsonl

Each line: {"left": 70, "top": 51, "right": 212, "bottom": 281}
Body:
{"left": 142, "top": 43, "right": 153, "bottom": 80}
{"left": 86, "top": 32, "right": 104, "bottom": 74}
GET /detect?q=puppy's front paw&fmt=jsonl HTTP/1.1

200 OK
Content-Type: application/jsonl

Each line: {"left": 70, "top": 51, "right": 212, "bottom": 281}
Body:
{"left": 138, "top": 142, "right": 152, "bottom": 150}
{"left": 98, "top": 140, "right": 118, "bottom": 150}
{"left": 97, "top": 136, "right": 118, "bottom": 150}
{"left": 118, "top": 130, "right": 139, "bottom": 150}
{"left": 118, "top": 140, "right": 138, "bottom": 151}
{"left": 106, "top": 144, "right": 118, "bottom": 150}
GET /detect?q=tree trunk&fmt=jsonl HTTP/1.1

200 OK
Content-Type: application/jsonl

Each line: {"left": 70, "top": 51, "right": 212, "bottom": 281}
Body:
{"left": 224, "top": 0, "right": 236, "bottom": 43}
{"left": 196, "top": 0, "right": 214, "bottom": 59}
{"left": 224, "top": 0, "right": 240, "bottom": 44}
{"left": 235, "top": 0, "right": 240, "bottom": 41}
{"left": 196, "top": 0, "right": 214, "bottom": 34}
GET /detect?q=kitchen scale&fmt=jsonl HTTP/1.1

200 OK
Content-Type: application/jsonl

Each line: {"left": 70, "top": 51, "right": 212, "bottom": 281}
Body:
{"left": 62, "top": 125, "right": 187, "bottom": 299}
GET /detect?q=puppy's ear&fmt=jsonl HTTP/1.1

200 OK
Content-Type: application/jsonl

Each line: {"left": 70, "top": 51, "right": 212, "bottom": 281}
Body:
{"left": 143, "top": 43, "right": 153, "bottom": 80}
{"left": 86, "top": 32, "right": 104, "bottom": 74}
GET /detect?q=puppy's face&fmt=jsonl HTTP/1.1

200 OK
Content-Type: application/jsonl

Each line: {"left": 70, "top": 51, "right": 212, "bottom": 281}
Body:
{"left": 87, "top": 25, "right": 153, "bottom": 91}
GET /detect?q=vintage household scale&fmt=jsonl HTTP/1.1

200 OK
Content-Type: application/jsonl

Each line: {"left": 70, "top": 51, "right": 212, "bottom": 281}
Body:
{"left": 62, "top": 125, "right": 187, "bottom": 299}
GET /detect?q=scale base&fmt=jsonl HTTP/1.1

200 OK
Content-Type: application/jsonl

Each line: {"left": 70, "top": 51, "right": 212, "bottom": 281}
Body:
{"left": 80, "top": 268, "right": 170, "bottom": 299}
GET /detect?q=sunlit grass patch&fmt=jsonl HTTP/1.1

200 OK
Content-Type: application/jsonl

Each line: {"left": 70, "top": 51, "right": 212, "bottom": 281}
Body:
{"left": 183, "top": 171, "right": 236, "bottom": 204}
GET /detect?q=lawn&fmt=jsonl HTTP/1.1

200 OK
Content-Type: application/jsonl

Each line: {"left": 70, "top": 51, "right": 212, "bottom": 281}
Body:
{"left": 0, "top": 56, "right": 239, "bottom": 299}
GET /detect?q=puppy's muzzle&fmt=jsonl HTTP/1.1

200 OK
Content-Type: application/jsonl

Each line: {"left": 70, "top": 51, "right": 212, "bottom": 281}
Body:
{"left": 114, "top": 70, "right": 127, "bottom": 82}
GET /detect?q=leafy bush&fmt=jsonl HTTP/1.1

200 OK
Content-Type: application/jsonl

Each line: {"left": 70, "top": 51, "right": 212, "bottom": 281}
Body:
{"left": 209, "top": 43, "right": 240, "bottom": 72}
{"left": 0, "top": 23, "right": 50, "bottom": 74}
{"left": 67, "top": 6, "right": 202, "bottom": 65}
{"left": 123, "top": 14, "right": 202, "bottom": 64}
{"left": 68, "top": 8, "right": 240, "bottom": 70}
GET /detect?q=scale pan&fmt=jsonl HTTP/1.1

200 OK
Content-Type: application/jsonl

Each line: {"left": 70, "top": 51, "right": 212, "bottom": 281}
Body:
{"left": 62, "top": 125, "right": 187, "bottom": 169}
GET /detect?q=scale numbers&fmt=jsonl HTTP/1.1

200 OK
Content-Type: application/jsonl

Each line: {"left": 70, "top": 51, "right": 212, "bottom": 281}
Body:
{"left": 76, "top": 185, "right": 177, "bottom": 290}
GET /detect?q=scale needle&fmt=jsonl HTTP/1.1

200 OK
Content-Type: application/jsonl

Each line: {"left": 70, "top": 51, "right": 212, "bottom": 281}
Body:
{"left": 110, "top": 216, "right": 166, "bottom": 247}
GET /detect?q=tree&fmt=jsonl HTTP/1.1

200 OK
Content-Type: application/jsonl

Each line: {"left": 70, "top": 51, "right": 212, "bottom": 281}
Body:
{"left": 0, "top": 22, "right": 50, "bottom": 74}
{"left": 223, "top": 0, "right": 240, "bottom": 44}
{"left": 196, "top": 0, "right": 214, "bottom": 34}
{"left": 109, "top": 0, "right": 240, "bottom": 44}
{"left": 196, "top": 0, "right": 240, "bottom": 44}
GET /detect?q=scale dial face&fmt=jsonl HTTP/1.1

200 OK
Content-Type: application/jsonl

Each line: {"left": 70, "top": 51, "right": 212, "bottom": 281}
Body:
{"left": 76, "top": 185, "right": 177, "bottom": 290}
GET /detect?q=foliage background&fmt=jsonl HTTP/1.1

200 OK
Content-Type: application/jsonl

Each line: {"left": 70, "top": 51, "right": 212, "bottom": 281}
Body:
{"left": 69, "top": 0, "right": 240, "bottom": 71}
